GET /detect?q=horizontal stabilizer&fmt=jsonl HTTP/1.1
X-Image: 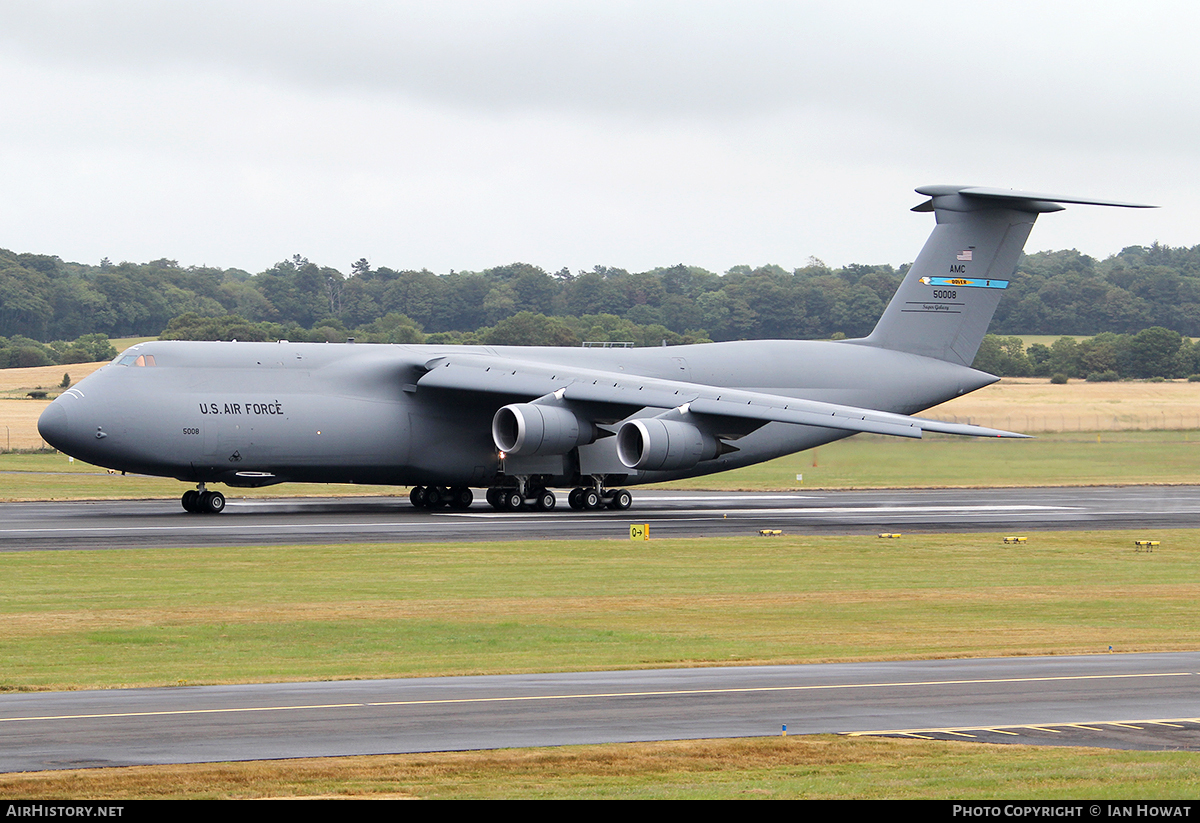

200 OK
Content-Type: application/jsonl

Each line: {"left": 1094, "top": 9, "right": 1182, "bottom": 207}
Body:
{"left": 914, "top": 185, "right": 1157, "bottom": 210}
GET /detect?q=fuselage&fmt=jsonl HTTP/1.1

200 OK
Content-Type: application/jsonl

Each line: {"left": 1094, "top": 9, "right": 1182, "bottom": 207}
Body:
{"left": 37, "top": 338, "right": 995, "bottom": 489}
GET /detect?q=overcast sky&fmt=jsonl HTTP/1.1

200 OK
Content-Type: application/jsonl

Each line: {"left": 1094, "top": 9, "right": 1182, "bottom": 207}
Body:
{"left": 0, "top": 1, "right": 1191, "bottom": 276}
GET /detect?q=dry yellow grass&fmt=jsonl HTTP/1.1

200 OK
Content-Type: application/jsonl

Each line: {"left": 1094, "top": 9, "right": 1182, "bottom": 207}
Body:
{"left": 0, "top": 401, "right": 51, "bottom": 450}
{"left": 1, "top": 736, "right": 1196, "bottom": 800}
{"left": 926, "top": 378, "right": 1200, "bottom": 432}
{"left": 0, "top": 362, "right": 107, "bottom": 449}
{"left": 0, "top": 738, "right": 1011, "bottom": 799}
{"left": 0, "top": 361, "right": 106, "bottom": 393}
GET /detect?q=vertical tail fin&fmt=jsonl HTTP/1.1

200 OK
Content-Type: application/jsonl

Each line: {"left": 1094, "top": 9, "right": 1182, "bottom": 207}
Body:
{"left": 853, "top": 185, "right": 1154, "bottom": 367}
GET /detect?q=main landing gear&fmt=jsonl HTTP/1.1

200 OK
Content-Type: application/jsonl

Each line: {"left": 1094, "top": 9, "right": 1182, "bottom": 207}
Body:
{"left": 181, "top": 484, "right": 225, "bottom": 514}
{"left": 408, "top": 477, "right": 633, "bottom": 512}
{"left": 480, "top": 479, "right": 633, "bottom": 512}
{"left": 566, "top": 486, "right": 632, "bottom": 511}
{"left": 484, "top": 486, "right": 557, "bottom": 511}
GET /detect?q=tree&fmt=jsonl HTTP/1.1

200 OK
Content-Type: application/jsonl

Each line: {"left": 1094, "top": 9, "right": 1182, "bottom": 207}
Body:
{"left": 1128, "top": 326, "right": 1182, "bottom": 378}
{"left": 481, "top": 312, "right": 579, "bottom": 347}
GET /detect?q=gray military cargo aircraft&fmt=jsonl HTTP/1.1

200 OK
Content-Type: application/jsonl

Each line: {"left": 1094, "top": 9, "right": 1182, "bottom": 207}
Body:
{"left": 38, "top": 185, "right": 1151, "bottom": 514}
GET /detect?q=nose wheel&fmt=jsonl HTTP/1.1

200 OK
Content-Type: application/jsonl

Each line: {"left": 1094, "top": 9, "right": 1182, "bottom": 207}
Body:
{"left": 182, "top": 488, "right": 225, "bottom": 514}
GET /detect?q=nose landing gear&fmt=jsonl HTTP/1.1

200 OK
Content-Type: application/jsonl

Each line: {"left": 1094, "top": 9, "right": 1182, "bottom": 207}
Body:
{"left": 181, "top": 485, "right": 225, "bottom": 514}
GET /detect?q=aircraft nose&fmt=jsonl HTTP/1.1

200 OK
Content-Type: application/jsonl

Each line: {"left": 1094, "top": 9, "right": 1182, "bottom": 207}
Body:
{"left": 37, "top": 402, "right": 71, "bottom": 451}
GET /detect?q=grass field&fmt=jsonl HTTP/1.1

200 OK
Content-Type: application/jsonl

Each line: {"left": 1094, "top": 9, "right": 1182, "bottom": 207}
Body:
{"left": 3, "top": 530, "right": 1200, "bottom": 798}
{"left": 927, "top": 377, "right": 1200, "bottom": 432}
{"left": 4, "top": 737, "right": 1199, "bottom": 799}
{"left": 6, "top": 428, "right": 1192, "bottom": 500}
{"left": 3, "top": 531, "right": 1196, "bottom": 691}
{"left": 0, "top": 431, "right": 1196, "bottom": 498}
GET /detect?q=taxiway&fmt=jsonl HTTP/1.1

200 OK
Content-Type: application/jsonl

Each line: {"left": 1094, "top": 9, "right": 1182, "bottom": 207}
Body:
{"left": 3, "top": 652, "right": 1199, "bottom": 772}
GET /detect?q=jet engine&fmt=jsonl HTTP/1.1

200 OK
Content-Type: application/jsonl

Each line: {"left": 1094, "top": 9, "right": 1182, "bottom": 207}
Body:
{"left": 491, "top": 403, "right": 595, "bottom": 457}
{"left": 615, "top": 417, "right": 719, "bottom": 471}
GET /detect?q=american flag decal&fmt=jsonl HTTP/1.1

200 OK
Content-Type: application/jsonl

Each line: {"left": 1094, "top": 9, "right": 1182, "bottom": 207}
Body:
{"left": 957, "top": 250, "right": 973, "bottom": 261}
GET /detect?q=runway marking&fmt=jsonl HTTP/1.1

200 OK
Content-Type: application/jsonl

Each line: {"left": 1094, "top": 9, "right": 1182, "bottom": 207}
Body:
{"left": 0, "top": 504, "right": 1083, "bottom": 535}
{"left": 440, "top": 504, "right": 1080, "bottom": 519}
{"left": 1, "top": 672, "right": 1190, "bottom": 725}
{"left": 0, "top": 522, "right": 443, "bottom": 534}
{"left": 619, "top": 495, "right": 823, "bottom": 502}
{"left": 845, "top": 716, "right": 1200, "bottom": 738}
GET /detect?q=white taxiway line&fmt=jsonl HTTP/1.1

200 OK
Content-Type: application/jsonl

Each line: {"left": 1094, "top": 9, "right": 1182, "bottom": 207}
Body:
{"left": 0, "top": 504, "right": 1085, "bottom": 534}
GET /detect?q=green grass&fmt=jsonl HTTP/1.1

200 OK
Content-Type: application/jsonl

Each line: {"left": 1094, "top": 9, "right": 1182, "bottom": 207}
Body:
{"left": 5, "top": 529, "right": 1200, "bottom": 798}
{"left": 3, "top": 531, "right": 1197, "bottom": 690}
{"left": 109, "top": 336, "right": 157, "bottom": 350}
{"left": 4, "top": 430, "right": 1200, "bottom": 501}
{"left": 654, "top": 430, "right": 1200, "bottom": 489}
{"left": 0, "top": 452, "right": 405, "bottom": 500}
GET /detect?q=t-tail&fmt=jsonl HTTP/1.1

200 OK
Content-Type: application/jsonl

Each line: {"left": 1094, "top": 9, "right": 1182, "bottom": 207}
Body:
{"left": 852, "top": 185, "right": 1155, "bottom": 367}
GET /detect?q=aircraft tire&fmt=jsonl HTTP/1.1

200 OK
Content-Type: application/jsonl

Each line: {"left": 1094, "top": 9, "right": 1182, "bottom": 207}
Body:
{"left": 182, "top": 490, "right": 199, "bottom": 513}
{"left": 503, "top": 490, "right": 524, "bottom": 511}
{"left": 449, "top": 486, "right": 473, "bottom": 509}
{"left": 582, "top": 489, "right": 601, "bottom": 510}
{"left": 410, "top": 486, "right": 428, "bottom": 508}
{"left": 200, "top": 490, "right": 225, "bottom": 514}
{"left": 568, "top": 488, "right": 584, "bottom": 510}
{"left": 609, "top": 489, "right": 632, "bottom": 510}
{"left": 534, "top": 490, "right": 555, "bottom": 511}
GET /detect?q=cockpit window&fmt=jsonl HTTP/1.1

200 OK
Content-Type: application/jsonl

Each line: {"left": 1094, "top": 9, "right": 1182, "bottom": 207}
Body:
{"left": 117, "top": 354, "right": 156, "bottom": 367}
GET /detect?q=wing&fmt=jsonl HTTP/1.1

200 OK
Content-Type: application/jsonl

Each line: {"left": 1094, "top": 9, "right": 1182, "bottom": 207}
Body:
{"left": 416, "top": 352, "right": 1026, "bottom": 441}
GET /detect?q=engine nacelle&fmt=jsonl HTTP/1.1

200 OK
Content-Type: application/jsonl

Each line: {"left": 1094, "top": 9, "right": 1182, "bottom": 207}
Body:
{"left": 615, "top": 418, "right": 719, "bottom": 471}
{"left": 492, "top": 403, "right": 593, "bottom": 457}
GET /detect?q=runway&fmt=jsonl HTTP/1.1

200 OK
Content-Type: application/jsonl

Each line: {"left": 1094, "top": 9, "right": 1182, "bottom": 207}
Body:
{"left": 3, "top": 485, "right": 1200, "bottom": 551}
{"left": 3, "top": 652, "right": 1199, "bottom": 772}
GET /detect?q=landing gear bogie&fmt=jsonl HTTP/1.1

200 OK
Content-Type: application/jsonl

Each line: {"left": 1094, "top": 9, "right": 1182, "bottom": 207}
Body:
{"left": 608, "top": 489, "right": 633, "bottom": 510}
{"left": 410, "top": 485, "right": 473, "bottom": 510}
{"left": 482, "top": 482, "right": 634, "bottom": 513}
{"left": 182, "top": 488, "right": 225, "bottom": 514}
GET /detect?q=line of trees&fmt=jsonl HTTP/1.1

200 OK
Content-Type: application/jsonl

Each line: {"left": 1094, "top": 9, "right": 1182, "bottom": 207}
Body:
{"left": 0, "top": 333, "right": 117, "bottom": 369}
{"left": 9, "top": 243, "right": 1200, "bottom": 379}
{"left": 974, "top": 328, "right": 1200, "bottom": 380}
{"left": 7, "top": 243, "right": 1200, "bottom": 347}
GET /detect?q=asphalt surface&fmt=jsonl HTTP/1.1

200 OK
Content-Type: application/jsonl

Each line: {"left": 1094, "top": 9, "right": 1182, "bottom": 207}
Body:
{"left": 3, "top": 485, "right": 1200, "bottom": 550}
{"left": 4, "top": 652, "right": 1200, "bottom": 772}
{"left": 3, "top": 486, "right": 1199, "bottom": 771}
